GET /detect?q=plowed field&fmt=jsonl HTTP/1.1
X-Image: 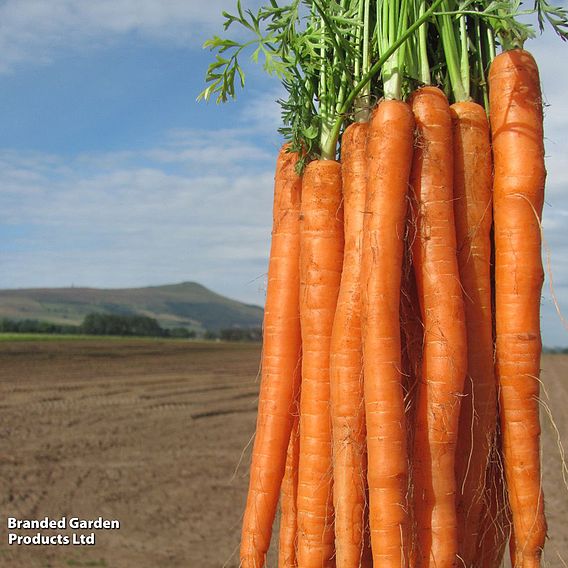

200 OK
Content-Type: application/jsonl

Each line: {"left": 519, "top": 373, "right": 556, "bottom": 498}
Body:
{"left": 0, "top": 339, "right": 566, "bottom": 567}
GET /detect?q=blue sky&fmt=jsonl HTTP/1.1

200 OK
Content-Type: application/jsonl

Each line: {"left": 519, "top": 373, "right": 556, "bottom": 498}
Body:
{"left": 0, "top": 0, "right": 567, "bottom": 346}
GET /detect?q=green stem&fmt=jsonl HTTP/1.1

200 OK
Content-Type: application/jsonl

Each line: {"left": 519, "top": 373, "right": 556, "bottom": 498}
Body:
{"left": 362, "top": 0, "right": 371, "bottom": 82}
{"left": 335, "top": 0, "right": 351, "bottom": 117}
{"left": 459, "top": 14, "right": 470, "bottom": 99}
{"left": 353, "top": 0, "right": 365, "bottom": 82}
{"left": 354, "top": 0, "right": 371, "bottom": 122}
{"left": 474, "top": 15, "right": 489, "bottom": 110}
{"left": 322, "top": 0, "right": 445, "bottom": 159}
{"left": 438, "top": 0, "right": 468, "bottom": 102}
{"left": 318, "top": 1, "right": 343, "bottom": 159}
{"left": 319, "top": 11, "right": 329, "bottom": 150}
{"left": 418, "top": 0, "right": 431, "bottom": 84}
{"left": 487, "top": 26, "right": 496, "bottom": 61}
{"left": 380, "top": 0, "right": 406, "bottom": 99}
{"left": 311, "top": 0, "right": 354, "bottom": 85}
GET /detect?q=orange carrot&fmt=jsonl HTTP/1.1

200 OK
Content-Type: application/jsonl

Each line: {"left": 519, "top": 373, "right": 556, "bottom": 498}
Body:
{"left": 450, "top": 100, "right": 497, "bottom": 565}
{"left": 489, "top": 48, "right": 547, "bottom": 568}
{"left": 409, "top": 86, "right": 467, "bottom": 567}
{"left": 240, "top": 145, "right": 303, "bottom": 568}
{"left": 360, "top": 99, "right": 415, "bottom": 567}
{"left": 330, "top": 122, "right": 369, "bottom": 568}
{"left": 296, "top": 159, "right": 344, "bottom": 568}
{"left": 279, "top": 416, "right": 300, "bottom": 568}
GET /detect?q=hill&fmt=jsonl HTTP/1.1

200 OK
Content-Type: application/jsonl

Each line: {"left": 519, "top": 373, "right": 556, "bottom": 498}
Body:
{"left": 0, "top": 282, "right": 263, "bottom": 333}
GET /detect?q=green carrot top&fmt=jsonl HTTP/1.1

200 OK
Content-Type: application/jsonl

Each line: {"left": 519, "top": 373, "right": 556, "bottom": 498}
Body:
{"left": 199, "top": 0, "right": 568, "bottom": 163}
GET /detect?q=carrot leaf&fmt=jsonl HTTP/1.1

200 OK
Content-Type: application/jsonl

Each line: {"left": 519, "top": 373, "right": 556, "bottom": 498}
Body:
{"left": 535, "top": 0, "right": 568, "bottom": 40}
{"left": 198, "top": 3, "right": 290, "bottom": 103}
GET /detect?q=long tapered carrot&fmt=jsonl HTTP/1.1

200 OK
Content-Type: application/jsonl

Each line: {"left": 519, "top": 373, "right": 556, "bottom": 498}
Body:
{"left": 329, "top": 122, "right": 369, "bottom": 568}
{"left": 279, "top": 416, "right": 300, "bottom": 568}
{"left": 360, "top": 99, "right": 414, "bottom": 567}
{"left": 489, "top": 48, "right": 547, "bottom": 568}
{"left": 240, "top": 145, "right": 303, "bottom": 568}
{"left": 450, "top": 100, "right": 497, "bottom": 565}
{"left": 409, "top": 86, "right": 467, "bottom": 567}
{"left": 297, "top": 159, "right": 344, "bottom": 568}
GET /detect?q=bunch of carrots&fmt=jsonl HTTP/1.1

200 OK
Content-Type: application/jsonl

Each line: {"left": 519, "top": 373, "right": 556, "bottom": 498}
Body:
{"left": 201, "top": 0, "right": 568, "bottom": 566}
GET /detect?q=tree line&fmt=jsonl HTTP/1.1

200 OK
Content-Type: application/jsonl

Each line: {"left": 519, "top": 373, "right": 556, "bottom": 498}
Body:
{"left": 542, "top": 346, "right": 568, "bottom": 354}
{"left": 0, "top": 313, "right": 261, "bottom": 342}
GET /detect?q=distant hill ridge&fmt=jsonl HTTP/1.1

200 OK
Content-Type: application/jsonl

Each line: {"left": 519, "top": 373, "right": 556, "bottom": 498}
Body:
{"left": 0, "top": 282, "right": 263, "bottom": 333}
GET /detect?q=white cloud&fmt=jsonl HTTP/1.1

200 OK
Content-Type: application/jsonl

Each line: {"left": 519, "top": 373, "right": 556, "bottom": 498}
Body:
{"left": 0, "top": 121, "right": 279, "bottom": 306}
{"left": 144, "top": 128, "right": 275, "bottom": 167}
{"left": 239, "top": 86, "right": 286, "bottom": 136}
{"left": 0, "top": 0, "right": 260, "bottom": 72}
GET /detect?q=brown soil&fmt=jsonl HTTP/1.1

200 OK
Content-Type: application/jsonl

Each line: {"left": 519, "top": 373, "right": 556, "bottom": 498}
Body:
{"left": 0, "top": 340, "right": 566, "bottom": 567}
